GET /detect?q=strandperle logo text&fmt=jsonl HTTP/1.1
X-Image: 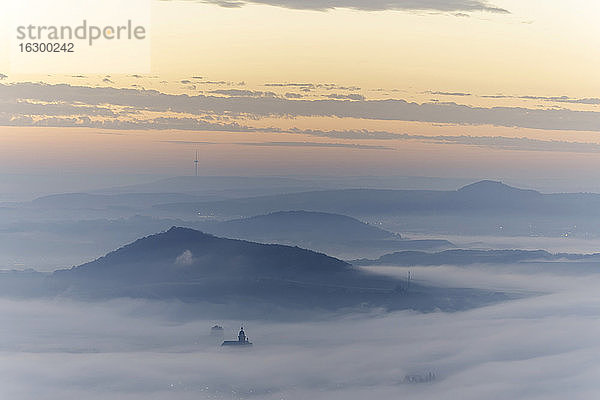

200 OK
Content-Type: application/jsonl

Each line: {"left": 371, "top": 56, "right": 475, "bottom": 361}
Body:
{"left": 10, "top": 0, "right": 151, "bottom": 73}
{"left": 16, "top": 20, "right": 147, "bottom": 46}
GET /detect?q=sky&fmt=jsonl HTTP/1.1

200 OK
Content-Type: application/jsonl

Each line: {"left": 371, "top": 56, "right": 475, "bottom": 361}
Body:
{"left": 1, "top": 0, "right": 600, "bottom": 193}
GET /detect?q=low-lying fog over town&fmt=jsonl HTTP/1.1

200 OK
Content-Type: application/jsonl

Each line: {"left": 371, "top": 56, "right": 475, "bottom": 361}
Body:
{"left": 2, "top": 177, "right": 600, "bottom": 399}
{"left": 2, "top": 0, "right": 600, "bottom": 398}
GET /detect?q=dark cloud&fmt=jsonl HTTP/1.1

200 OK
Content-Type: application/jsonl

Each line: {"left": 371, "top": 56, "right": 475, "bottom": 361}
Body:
{"left": 481, "top": 94, "right": 509, "bottom": 99}
{"left": 324, "top": 93, "right": 365, "bottom": 101}
{"left": 428, "top": 91, "right": 472, "bottom": 96}
{"left": 482, "top": 94, "right": 600, "bottom": 105}
{"left": 284, "top": 92, "right": 304, "bottom": 99}
{"left": 265, "top": 82, "right": 361, "bottom": 92}
{"left": 211, "top": 0, "right": 245, "bottom": 7}
{"left": 197, "top": 80, "right": 241, "bottom": 86}
{"left": 286, "top": 128, "right": 600, "bottom": 154}
{"left": 0, "top": 111, "right": 254, "bottom": 132}
{"left": 3, "top": 103, "right": 597, "bottom": 154}
{"left": 202, "top": 0, "right": 509, "bottom": 13}
{"left": 163, "top": 140, "right": 395, "bottom": 150}
{"left": 265, "top": 82, "right": 315, "bottom": 89}
{"left": 3, "top": 83, "right": 600, "bottom": 132}
{"left": 318, "top": 83, "right": 362, "bottom": 91}
{"left": 286, "top": 128, "right": 403, "bottom": 139}
{"left": 407, "top": 134, "right": 600, "bottom": 154}
{"left": 97, "top": 117, "right": 254, "bottom": 132}
{"left": 235, "top": 141, "right": 393, "bottom": 149}
{"left": 0, "top": 99, "right": 117, "bottom": 117}
{"left": 520, "top": 95, "right": 600, "bottom": 105}
{"left": 210, "top": 89, "right": 277, "bottom": 97}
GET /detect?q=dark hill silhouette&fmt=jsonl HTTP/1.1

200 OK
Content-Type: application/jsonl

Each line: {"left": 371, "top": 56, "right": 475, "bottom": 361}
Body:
{"left": 452, "top": 180, "right": 542, "bottom": 211}
{"left": 44, "top": 227, "right": 511, "bottom": 316}
{"left": 207, "top": 211, "right": 398, "bottom": 242}
{"left": 457, "top": 180, "right": 540, "bottom": 198}
{"left": 353, "top": 249, "right": 598, "bottom": 266}
{"left": 202, "top": 211, "right": 455, "bottom": 258}
{"left": 52, "top": 227, "right": 351, "bottom": 292}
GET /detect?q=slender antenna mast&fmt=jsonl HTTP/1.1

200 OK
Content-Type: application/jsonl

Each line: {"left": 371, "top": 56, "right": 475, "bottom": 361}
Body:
{"left": 194, "top": 150, "right": 199, "bottom": 177}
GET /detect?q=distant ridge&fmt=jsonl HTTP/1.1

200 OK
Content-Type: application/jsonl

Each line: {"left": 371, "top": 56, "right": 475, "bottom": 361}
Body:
{"left": 94, "top": 176, "right": 324, "bottom": 196}
{"left": 153, "top": 180, "right": 552, "bottom": 217}
{"left": 208, "top": 210, "right": 398, "bottom": 242}
{"left": 200, "top": 210, "right": 453, "bottom": 259}
{"left": 352, "top": 249, "right": 599, "bottom": 266}
{"left": 457, "top": 180, "right": 541, "bottom": 197}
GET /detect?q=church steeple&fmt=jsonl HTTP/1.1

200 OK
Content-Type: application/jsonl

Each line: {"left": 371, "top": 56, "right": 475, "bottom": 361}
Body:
{"left": 238, "top": 327, "right": 247, "bottom": 343}
{"left": 222, "top": 326, "right": 253, "bottom": 347}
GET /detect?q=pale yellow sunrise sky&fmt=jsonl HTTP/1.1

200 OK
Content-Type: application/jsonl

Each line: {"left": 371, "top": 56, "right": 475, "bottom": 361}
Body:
{"left": 1, "top": 0, "right": 600, "bottom": 193}
{"left": 1, "top": 0, "right": 598, "bottom": 98}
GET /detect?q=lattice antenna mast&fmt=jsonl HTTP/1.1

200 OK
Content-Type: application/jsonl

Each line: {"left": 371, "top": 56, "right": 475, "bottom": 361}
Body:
{"left": 194, "top": 150, "right": 199, "bottom": 177}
